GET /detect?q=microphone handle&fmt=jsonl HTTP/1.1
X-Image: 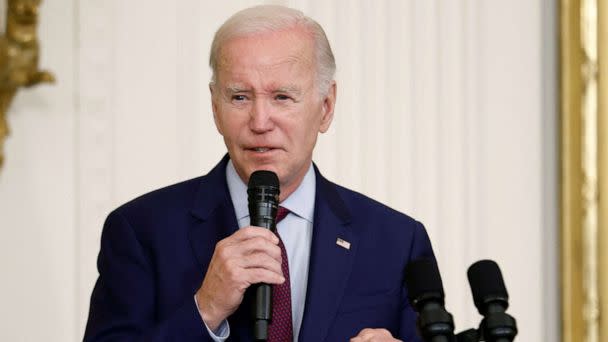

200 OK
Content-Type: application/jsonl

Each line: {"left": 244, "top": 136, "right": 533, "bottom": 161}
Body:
{"left": 251, "top": 212, "right": 276, "bottom": 341}
{"left": 430, "top": 336, "right": 453, "bottom": 342}
{"left": 253, "top": 284, "right": 271, "bottom": 341}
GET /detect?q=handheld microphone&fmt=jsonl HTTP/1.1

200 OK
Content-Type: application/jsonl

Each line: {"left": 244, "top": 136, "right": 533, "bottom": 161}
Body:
{"left": 405, "top": 258, "right": 455, "bottom": 342}
{"left": 248, "top": 170, "right": 280, "bottom": 341}
{"left": 467, "top": 260, "right": 517, "bottom": 342}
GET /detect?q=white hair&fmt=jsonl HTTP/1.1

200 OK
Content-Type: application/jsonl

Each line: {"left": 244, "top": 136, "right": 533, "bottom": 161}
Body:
{"left": 209, "top": 5, "right": 336, "bottom": 95}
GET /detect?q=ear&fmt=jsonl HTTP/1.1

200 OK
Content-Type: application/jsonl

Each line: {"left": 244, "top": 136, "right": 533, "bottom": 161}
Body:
{"left": 319, "top": 81, "right": 336, "bottom": 133}
{"left": 209, "top": 83, "right": 224, "bottom": 135}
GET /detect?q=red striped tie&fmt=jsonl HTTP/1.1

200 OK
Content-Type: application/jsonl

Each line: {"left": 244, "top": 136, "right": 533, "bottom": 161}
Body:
{"left": 267, "top": 206, "right": 293, "bottom": 342}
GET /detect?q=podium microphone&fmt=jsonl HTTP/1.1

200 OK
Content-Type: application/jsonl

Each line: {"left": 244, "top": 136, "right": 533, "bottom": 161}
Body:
{"left": 248, "top": 170, "right": 280, "bottom": 341}
{"left": 405, "top": 258, "right": 455, "bottom": 342}
{"left": 467, "top": 260, "right": 518, "bottom": 342}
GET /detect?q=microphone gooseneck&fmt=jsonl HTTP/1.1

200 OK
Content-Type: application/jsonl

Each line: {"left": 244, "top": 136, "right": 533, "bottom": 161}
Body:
{"left": 405, "top": 258, "right": 455, "bottom": 342}
{"left": 248, "top": 170, "right": 280, "bottom": 341}
{"left": 467, "top": 260, "right": 518, "bottom": 342}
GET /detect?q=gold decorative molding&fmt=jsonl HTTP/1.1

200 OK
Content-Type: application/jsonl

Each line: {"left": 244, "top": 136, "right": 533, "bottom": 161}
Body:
{"left": 560, "top": 0, "right": 607, "bottom": 341}
{"left": 0, "top": 0, "right": 54, "bottom": 170}
{"left": 598, "top": 1, "right": 608, "bottom": 342}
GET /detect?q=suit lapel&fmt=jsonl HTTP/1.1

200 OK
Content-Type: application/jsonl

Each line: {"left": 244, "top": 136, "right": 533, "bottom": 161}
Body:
{"left": 188, "top": 156, "right": 258, "bottom": 340}
{"left": 188, "top": 155, "right": 239, "bottom": 271}
{"left": 298, "top": 169, "right": 358, "bottom": 342}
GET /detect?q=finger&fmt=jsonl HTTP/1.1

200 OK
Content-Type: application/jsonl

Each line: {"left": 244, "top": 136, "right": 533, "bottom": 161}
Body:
{"left": 244, "top": 267, "right": 285, "bottom": 285}
{"left": 239, "top": 236, "right": 282, "bottom": 262}
{"left": 349, "top": 335, "right": 371, "bottom": 342}
{"left": 352, "top": 328, "right": 393, "bottom": 341}
{"left": 236, "top": 226, "right": 280, "bottom": 244}
{"left": 219, "top": 236, "right": 281, "bottom": 264}
{"left": 240, "top": 251, "right": 283, "bottom": 275}
{"left": 358, "top": 328, "right": 375, "bottom": 338}
{"left": 214, "top": 234, "right": 281, "bottom": 264}
{"left": 369, "top": 329, "right": 391, "bottom": 337}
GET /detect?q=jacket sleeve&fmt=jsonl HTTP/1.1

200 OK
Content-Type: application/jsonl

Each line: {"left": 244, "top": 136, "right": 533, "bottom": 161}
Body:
{"left": 398, "top": 220, "right": 436, "bottom": 342}
{"left": 83, "top": 210, "right": 215, "bottom": 342}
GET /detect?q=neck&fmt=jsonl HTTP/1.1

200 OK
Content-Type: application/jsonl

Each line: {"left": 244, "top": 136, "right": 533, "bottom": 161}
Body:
{"left": 279, "top": 182, "right": 299, "bottom": 203}
{"left": 278, "top": 163, "right": 312, "bottom": 202}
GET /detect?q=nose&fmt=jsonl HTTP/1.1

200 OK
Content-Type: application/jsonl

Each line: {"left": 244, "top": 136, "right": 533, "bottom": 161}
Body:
{"left": 249, "top": 98, "right": 274, "bottom": 133}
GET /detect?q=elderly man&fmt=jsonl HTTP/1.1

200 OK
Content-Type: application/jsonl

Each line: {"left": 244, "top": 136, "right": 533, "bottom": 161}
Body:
{"left": 84, "top": 5, "right": 434, "bottom": 342}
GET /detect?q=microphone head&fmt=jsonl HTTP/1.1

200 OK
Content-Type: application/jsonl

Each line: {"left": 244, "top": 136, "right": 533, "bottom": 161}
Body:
{"left": 405, "top": 258, "right": 445, "bottom": 310}
{"left": 248, "top": 170, "right": 280, "bottom": 189}
{"left": 467, "top": 259, "right": 509, "bottom": 314}
{"left": 247, "top": 170, "right": 280, "bottom": 230}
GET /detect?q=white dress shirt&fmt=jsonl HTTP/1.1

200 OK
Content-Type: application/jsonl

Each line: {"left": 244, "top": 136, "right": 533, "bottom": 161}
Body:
{"left": 202, "top": 160, "right": 315, "bottom": 341}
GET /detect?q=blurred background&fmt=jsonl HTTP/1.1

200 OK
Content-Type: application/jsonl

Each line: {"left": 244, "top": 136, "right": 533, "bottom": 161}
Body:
{"left": 0, "top": 0, "right": 569, "bottom": 341}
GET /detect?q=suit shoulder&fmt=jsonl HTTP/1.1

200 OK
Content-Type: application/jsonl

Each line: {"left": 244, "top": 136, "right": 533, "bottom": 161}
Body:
{"left": 327, "top": 180, "right": 435, "bottom": 262}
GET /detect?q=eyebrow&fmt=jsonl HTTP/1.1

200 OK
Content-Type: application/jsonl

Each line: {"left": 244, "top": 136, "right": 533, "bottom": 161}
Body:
{"left": 274, "top": 86, "right": 302, "bottom": 96}
{"left": 224, "top": 84, "right": 303, "bottom": 96}
{"left": 225, "top": 85, "right": 251, "bottom": 94}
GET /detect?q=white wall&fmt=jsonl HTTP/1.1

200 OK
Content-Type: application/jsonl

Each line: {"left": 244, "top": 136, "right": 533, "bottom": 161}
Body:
{"left": 0, "top": 0, "right": 557, "bottom": 341}
{"left": 0, "top": 0, "right": 77, "bottom": 340}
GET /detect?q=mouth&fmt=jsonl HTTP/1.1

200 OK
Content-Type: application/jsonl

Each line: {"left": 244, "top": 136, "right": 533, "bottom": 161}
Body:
{"left": 246, "top": 146, "right": 278, "bottom": 153}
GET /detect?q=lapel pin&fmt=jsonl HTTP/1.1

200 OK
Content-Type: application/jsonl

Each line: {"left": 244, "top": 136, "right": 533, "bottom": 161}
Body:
{"left": 336, "top": 238, "right": 351, "bottom": 250}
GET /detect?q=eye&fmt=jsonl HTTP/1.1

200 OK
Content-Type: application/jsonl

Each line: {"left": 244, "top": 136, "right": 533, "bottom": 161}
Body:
{"left": 275, "top": 94, "right": 291, "bottom": 101}
{"left": 232, "top": 95, "right": 248, "bottom": 102}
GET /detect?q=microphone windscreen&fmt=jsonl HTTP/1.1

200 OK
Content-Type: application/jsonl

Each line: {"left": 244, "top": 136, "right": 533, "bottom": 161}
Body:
{"left": 467, "top": 259, "right": 509, "bottom": 312}
{"left": 248, "top": 170, "right": 279, "bottom": 188}
{"left": 405, "top": 258, "right": 445, "bottom": 306}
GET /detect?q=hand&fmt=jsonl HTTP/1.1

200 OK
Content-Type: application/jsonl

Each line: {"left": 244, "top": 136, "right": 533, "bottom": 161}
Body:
{"left": 195, "top": 226, "right": 284, "bottom": 331}
{"left": 350, "top": 328, "right": 403, "bottom": 342}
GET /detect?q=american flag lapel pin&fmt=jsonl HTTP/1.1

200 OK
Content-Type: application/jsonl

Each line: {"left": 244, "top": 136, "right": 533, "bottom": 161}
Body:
{"left": 336, "top": 238, "right": 351, "bottom": 250}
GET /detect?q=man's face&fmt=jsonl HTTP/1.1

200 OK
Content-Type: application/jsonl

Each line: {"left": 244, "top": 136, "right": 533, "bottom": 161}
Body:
{"left": 211, "top": 27, "right": 336, "bottom": 199}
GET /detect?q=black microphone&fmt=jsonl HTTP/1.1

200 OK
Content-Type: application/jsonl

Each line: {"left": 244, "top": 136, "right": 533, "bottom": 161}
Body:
{"left": 248, "top": 170, "right": 280, "bottom": 341}
{"left": 467, "top": 260, "right": 517, "bottom": 342}
{"left": 405, "top": 258, "right": 455, "bottom": 342}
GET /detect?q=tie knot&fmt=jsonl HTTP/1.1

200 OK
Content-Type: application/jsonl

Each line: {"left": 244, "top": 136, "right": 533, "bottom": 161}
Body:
{"left": 276, "top": 206, "right": 290, "bottom": 223}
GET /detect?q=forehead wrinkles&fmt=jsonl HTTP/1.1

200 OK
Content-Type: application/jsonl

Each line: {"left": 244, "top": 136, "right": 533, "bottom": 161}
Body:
{"left": 218, "top": 48, "right": 312, "bottom": 74}
{"left": 216, "top": 29, "right": 317, "bottom": 83}
{"left": 218, "top": 56, "right": 315, "bottom": 94}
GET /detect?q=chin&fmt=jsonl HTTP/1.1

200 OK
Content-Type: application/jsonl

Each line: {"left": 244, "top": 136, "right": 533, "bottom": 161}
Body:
{"left": 236, "top": 162, "right": 280, "bottom": 182}
{"left": 250, "top": 165, "right": 282, "bottom": 178}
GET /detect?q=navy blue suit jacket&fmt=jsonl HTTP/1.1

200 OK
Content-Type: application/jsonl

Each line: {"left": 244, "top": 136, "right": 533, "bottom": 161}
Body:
{"left": 84, "top": 156, "right": 435, "bottom": 341}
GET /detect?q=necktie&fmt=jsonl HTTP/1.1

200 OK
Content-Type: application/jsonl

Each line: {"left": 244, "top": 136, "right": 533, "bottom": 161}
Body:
{"left": 267, "top": 206, "right": 293, "bottom": 342}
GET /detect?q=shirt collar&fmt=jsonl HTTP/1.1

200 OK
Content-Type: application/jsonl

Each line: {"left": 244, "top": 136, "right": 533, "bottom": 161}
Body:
{"left": 226, "top": 159, "right": 316, "bottom": 223}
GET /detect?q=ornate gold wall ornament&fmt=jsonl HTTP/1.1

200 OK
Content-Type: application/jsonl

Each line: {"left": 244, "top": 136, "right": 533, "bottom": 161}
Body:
{"left": 0, "top": 0, "right": 54, "bottom": 170}
{"left": 561, "top": 0, "right": 607, "bottom": 341}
